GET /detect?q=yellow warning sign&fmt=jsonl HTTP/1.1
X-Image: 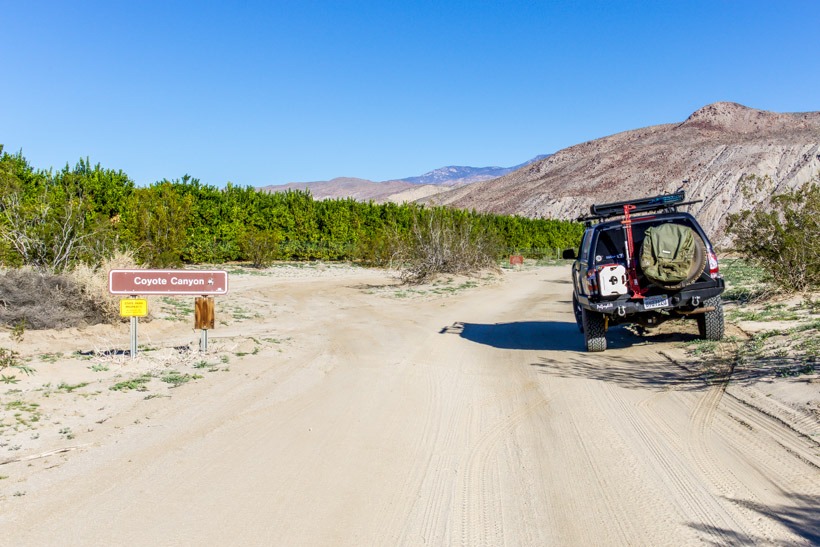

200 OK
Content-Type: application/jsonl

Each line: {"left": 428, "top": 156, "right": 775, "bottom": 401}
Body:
{"left": 120, "top": 298, "right": 148, "bottom": 317}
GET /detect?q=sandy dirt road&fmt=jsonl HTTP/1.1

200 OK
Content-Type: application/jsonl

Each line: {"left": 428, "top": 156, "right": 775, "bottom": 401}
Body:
{"left": 1, "top": 265, "right": 818, "bottom": 545}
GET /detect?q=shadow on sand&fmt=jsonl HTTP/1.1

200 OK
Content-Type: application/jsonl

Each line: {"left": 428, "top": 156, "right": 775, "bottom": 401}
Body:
{"left": 442, "top": 319, "right": 701, "bottom": 353}
{"left": 440, "top": 319, "right": 716, "bottom": 391}
{"left": 687, "top": 493, "right": 820, "bottom": 545}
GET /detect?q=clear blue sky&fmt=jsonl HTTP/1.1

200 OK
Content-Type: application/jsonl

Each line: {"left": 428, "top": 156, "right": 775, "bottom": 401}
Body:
{"left": 2, "top": 1, "right": 818, "bottom": 187}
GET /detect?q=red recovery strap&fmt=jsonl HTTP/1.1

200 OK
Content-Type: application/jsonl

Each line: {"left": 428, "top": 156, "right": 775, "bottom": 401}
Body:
{"left": 623, "top": 204, "right": 645, "bottom": 298}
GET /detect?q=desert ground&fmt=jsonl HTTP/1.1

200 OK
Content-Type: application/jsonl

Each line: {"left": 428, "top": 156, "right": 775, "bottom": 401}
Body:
{"left": 1, "top": 263, "right": 818, "bottom": 545}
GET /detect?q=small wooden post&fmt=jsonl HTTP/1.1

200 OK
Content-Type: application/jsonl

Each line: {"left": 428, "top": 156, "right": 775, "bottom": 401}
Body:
{"left": 195, "top": 296, "right": 215, "bottom": 352}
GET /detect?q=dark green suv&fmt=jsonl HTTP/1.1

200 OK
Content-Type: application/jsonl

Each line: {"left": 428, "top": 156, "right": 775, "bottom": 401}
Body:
{"left": 563, "top": 191, "right": 725, "bottom": 352}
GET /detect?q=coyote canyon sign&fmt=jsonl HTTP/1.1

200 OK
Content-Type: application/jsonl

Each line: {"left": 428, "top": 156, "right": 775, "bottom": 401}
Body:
{"left": 109, "top": 269, "right": 229, "bottom": 295}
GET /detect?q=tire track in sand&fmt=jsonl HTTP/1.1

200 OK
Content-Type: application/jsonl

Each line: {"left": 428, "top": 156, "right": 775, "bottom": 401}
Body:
{"left": 454, "top": 397, "right": 548, "bottom": 547}
{"left": 599, "top": 379, "right": 752, "bottom": 544}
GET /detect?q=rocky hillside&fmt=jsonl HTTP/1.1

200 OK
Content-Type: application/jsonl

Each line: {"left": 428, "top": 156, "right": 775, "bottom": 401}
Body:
{"left": 265, "top": 177, "right": 417, "bottom": 202}
{"left": 422, "top": 102, "right": 820, "bottom": 245}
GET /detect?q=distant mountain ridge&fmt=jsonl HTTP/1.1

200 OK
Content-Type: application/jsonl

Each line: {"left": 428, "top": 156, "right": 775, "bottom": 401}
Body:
{"left": 259, "top": 154, "right": 551, "bottom": 202}
{"left": 396, "top": 155, "right": 551, "bottom": 186}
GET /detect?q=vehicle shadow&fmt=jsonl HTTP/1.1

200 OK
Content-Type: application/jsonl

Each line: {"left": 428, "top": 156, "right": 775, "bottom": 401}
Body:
{"left": 443, "top": 319, "right": 698, "bottom": 353}
{"left": 531, "top": 351, "right": 707, "bottom": 392}
{"left": 442, "top": 319, "right": 718, "bottom": 391}
{"left": 686, "top": 493, "right": 820, "bottom": 545}
{"left": 531, "top": 323, "right": 709, "bottom": 391}
{"left": 441, "top": 321, "right": 582, "bottom": 351}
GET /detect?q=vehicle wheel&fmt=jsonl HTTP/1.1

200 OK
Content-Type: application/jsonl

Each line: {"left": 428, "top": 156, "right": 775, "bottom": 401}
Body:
{"left": 697, "top": 296, "right": 725, "bottom": 341}
{"left": 582, "top": 308, "right": 607, "bottom": 352}
{"left": 573, "top": 293, "right": 584, "bottom": 333}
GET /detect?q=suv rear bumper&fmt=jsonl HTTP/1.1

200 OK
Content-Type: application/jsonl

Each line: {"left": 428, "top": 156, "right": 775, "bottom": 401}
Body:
{"left": 578, "top": 278, "right": 725, "bottom": 317}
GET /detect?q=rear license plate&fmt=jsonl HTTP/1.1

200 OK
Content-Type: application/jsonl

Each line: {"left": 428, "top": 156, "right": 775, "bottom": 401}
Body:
{"left": 643, "top": 295, "right": 669, "bottom": 310}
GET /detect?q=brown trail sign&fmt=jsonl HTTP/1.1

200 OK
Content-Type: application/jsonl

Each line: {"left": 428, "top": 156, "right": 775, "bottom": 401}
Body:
{"left": 109, "top": 269, "right": 228, "bottom": 296}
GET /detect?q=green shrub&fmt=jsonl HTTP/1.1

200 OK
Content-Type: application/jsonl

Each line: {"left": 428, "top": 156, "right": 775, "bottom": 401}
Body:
{"left": 238, "top": 228, "right": 281, "bottom": 268}
{"left": 2, "top": 149, "right": 583, "bottom": 268}
{"left": 0, "top": 150, "right": 134, "bottom": 271}
{"left": 726, "top": 179, "right": 819, "bottom": 292}
{"left": 0, "top": 346, "right": 35, "bottom": 384}
{"left": 121, "top": 181, "right": 193, "bottom": 267}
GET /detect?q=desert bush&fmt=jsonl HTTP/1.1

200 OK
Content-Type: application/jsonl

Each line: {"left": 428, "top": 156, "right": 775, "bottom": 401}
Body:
{"left": 66, "top": 250, "right": 140, "bottom": 323}
{"left": 0, "top": 185, "right": 93, "bottom": 272}
{"left": 121, "top": 181, "right": 193, "bottom": 267}
{"left": 0, "top": 151, "right": 132, "bottom": 272}
{"left": 393, "top": 208, "right": 501, "bottom": 284}
{"left": 726, "top": 179, "right": 819, "bottom": 292}
{"left": 353, "top": 229, "right": 394, "bottom": 266}
{"left": 238, "top": 228, "right": 281, "bottom": 268}
{"left": 0, "top": 268, "right": 112, "bottom": 329}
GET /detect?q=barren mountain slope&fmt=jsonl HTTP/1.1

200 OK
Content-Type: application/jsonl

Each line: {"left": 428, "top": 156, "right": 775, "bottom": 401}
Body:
{"left": 384, "top": 183, "right": 449, "bottom": 203}
{"left": 260, "top": 177, "right": 419, "bottom": 201}
{"left": 422, "top": 102, "right": 820, "bottom": 244}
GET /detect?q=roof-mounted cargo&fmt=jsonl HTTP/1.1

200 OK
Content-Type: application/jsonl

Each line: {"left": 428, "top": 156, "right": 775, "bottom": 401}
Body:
{"left": 578, "top": 190, "right": 701, "bottom": 223}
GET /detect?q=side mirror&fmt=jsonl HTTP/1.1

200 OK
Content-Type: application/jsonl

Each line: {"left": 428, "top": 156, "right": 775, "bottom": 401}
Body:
{"left": 562, "top": 248, "right": 577, "bottom": 260}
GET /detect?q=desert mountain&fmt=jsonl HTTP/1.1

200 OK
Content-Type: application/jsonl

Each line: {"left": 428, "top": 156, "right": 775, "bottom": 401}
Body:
{"left": 263, "top": 177, "right": 417, "bottom": 202}
{"left": 397, "top": 155, "right": 551, "bottom": 186}
{"left": 421, "top": 102, "right": 820, "bottom": 244}
{"left": 258, "top": 155, "right": 550, "bottom": 202}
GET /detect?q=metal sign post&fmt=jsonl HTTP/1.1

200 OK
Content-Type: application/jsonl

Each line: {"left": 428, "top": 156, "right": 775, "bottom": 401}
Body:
{"left": 120, "top": 298, "right": 148, "bottom": 359}
{"left": 130, "top": 315, "right": 138, "bottom": 359}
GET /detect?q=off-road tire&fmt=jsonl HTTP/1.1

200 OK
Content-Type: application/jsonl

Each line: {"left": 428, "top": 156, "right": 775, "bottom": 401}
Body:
{"left": 582, "top": 308, "right": 607, "bottom": 352}
{"left": 573, "top": 293, "right": 584, "bottom": 333}
{"left": 697, "top": 296, "right": 725, "bottom": 341}
{"left": 644, "top": 233, "right": 707, "bottom": 290}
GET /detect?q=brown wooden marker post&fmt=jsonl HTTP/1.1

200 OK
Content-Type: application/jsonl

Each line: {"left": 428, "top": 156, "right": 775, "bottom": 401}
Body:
{"left": 195, "top": 296, "right": 215, "bottom": 352}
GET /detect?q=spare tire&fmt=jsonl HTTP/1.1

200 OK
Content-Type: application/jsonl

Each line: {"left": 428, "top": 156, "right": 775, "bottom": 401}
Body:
{"left": 639, "top": 224, "right": 706, "bottom": 289}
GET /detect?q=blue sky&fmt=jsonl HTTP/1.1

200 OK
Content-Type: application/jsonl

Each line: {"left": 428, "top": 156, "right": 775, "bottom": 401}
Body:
{"left": 1, "top": 1, "right": 818, "bottom": 187}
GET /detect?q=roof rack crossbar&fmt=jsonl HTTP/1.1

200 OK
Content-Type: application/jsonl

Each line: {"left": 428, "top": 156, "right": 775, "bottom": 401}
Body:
{"left": 585, "top": 190, "right": 687, "bottom": 221}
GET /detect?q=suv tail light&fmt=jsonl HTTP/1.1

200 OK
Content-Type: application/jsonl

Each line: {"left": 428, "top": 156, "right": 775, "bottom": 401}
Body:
{"left": 707, "top": 248, "right": 720, "bottom": 278}
{"left": 585, "top": 270, "right": 598, "bottom": 295}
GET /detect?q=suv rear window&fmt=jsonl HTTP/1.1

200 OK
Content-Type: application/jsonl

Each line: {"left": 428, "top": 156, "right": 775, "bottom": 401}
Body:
{"left": 593, "top": 227, "right": 626, "bottom": 264}
{"left": 592, "top": 217, "right": 701, "bottom": 266}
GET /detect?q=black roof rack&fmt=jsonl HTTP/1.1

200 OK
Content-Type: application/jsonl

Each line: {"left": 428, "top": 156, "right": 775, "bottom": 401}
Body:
{"left": 578, "top": 190, "right": 702, "bottom": 223}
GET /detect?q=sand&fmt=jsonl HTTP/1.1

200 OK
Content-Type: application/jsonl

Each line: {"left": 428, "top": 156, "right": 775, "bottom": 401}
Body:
{"left": 1, "top": 263, "right": 817, "bottom": 545}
